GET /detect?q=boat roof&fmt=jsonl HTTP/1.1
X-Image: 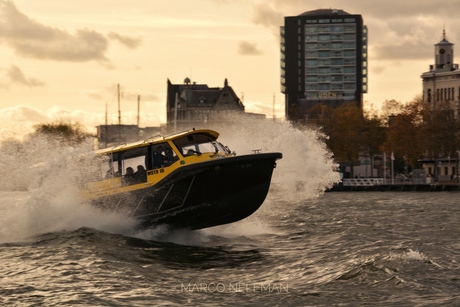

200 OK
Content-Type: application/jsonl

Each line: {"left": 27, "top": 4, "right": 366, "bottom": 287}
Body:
{"left": 95, "top": 128, "right": 220, "bottom": 155}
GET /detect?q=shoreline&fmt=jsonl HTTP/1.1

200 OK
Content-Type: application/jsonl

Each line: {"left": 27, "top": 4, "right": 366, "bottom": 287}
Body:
{"left": 327, "top": 184, "right": 460, "bottom": 192}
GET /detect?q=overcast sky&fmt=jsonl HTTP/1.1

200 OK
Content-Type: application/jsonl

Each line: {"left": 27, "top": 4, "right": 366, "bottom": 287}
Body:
{"left": 1, "top": 0, "right": 459, "bottom": 135}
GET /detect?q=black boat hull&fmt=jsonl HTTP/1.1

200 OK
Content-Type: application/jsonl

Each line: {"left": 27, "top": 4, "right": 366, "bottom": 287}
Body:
{"left": 91, "top": 153, "right": 282, "bottom": 230}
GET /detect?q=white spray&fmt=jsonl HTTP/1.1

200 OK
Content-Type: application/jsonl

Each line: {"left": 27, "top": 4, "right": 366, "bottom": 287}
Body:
{"left": 0, "top": 117, "right": 339, "bottom": 243}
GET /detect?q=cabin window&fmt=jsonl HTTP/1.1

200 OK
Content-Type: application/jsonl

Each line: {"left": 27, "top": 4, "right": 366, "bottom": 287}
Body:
{"left": 120, "top": 147, "right": 148, "bottom": 185}
{"left": 173, "top": 133, "right": 230, "bottom": 156}
{"left": 150, "top": 142, "right": 179, "bottom": 169}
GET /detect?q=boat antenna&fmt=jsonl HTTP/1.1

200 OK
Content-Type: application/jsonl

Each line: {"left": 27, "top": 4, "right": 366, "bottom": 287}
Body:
{"left": 105, "top": 101, "right": 108, "bottom": 148}
{"left": 117, "top": 83, "right": 121, "bottom": 140}
{"left": 137, "top": 95, "right": 140, "bottom": 127}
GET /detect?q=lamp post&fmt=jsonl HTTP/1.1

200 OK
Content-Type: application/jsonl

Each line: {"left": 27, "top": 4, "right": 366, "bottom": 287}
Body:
{"left": 391, "top": 151, "right": 395, "bottom": 185}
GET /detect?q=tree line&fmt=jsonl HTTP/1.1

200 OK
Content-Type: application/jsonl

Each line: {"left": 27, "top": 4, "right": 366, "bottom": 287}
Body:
{"left": 299, "top": 96, "right": 460, "bottom": 178}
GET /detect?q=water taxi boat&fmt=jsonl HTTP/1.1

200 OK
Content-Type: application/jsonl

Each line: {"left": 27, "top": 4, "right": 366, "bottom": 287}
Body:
{"left": 83, "top": 128, "right": 282, "bottom": 230}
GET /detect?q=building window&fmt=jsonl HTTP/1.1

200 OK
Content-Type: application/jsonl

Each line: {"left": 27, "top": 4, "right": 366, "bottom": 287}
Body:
{"left": 331, "top": 42, "right": 343, "bottom": 49}
{"left": 331, "top": 59, "right": 343, "bottom": 65}
{"left": 343, "top": 34, "right": 356, "bottom": 40}
{"left": 427, "top": 89, "right": 431, "bottom": 103}
{"left": 331, "top": 76, "right": 343, "bottom": 82}
{"left": 344, "top": 59, "right": 356, "bottom": 66}
{"left": 330, "top": 25, "right": 344, "bottom": 32}
{"left": 331, "top": 68, "right": 343, "bottom": 73}
{"left": 331, "top": 51, "right": 343, "bottom": 57}
{"left": 343, "top": 42, "right": 356, "bottom": 49}
{"left": 344, "top": 25, "right": 356, "bottom": 32}
{"left": 344, "top": 50, "right": 356, "bottom": 57}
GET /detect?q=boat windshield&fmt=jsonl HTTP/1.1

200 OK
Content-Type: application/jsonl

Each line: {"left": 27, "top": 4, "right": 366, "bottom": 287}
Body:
{"left": 173, "top": 133, "right": 231, "bottom": 156}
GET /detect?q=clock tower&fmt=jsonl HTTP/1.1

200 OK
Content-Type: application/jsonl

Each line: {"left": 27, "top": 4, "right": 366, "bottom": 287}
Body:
{"left": 421, "top": 27, "right": 460, "bottom": 117}
{"left": 435, "top": 28, "right": 454, "bottom": 71}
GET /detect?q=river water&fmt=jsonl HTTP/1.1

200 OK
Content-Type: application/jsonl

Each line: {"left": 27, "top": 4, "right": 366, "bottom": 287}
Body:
{"left": 1, "top": 121, "right": 459, "bottom": 306}
{"left": 2, "top": 191, "right": 459, "bottom": 306}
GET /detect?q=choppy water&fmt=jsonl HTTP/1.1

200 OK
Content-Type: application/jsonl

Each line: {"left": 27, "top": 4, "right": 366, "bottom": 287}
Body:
{"left": 1, "top": 191, "right": 459, "bottom": 306}
{"left": 1, "top": 120, "right": 459, "bottom": 306}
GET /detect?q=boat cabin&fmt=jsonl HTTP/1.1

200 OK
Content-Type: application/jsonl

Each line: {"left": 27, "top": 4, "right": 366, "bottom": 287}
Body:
{"left": 87, "top": 129, "right": 233, "bottom": 194}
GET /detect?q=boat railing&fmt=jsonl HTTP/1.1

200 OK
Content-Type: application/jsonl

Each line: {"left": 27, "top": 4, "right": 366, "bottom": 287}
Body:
{"left": 162, "top": 128, "right": 197, "bottom": 139}
{"left": 142, "top": 135, "right": 163, "bottom": 143}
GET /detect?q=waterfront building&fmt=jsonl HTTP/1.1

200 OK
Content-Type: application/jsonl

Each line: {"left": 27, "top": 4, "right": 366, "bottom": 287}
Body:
{"left": 166, "top": 78, "right": 263, "bottom": 132}
{"left": 420, "top": 29, "right": 460, "bottom": 180}
{"left": 281, "top": 9, "right": 368, "bottom": 121}
{"left": 421, "top": 29, "right": 460, "bottom": 119}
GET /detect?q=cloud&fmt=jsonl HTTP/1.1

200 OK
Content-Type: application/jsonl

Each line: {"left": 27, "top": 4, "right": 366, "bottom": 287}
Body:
{"left": 0, "top": 0, "right": 110, "bottom": 63}
{"left": 250, "top": 0, "right": 460, "bottom": 61}
{"left": 237, "top": 40, "right": 262, "bottom": 55}
{"left": 0, "top": 105, "right": 106, "bottom": 137}
{"left": 0, "top": 105, "right": 49, "bottom": 137}
{"left": 0, "top": 105, "right": 117, "bottom": 134}
{"left": 107, "top": 32, "right": 142, "bottom": 49}
{"left": 251, "top": 1, "right": 284, "bottom": 37}
{"left": 7, "top": 65, "right": 45, "bottom": 87}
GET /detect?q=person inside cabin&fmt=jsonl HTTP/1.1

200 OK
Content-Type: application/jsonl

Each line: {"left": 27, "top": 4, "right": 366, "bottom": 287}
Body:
{"left": 126, "top": 167, "right": 134, "bottom": 176}
{"left": 164, "top": 149, "right": 178, "bottom": 166}
{"left": 123, "top": 166, "right": 136, "bottom": 185}
{"left": 134, "top": 165, "right": 147, "bottom": 183}
{"left": 153, "top": 146, "right": 167, "bottom": 168}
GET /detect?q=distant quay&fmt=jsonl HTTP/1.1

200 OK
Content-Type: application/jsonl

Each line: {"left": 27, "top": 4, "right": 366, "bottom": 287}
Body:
{"left": 328, "top": 184, "right": 460, "bottom": 192}
{"left": 327, "top": 177, "right": 460, "bottom": 191}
